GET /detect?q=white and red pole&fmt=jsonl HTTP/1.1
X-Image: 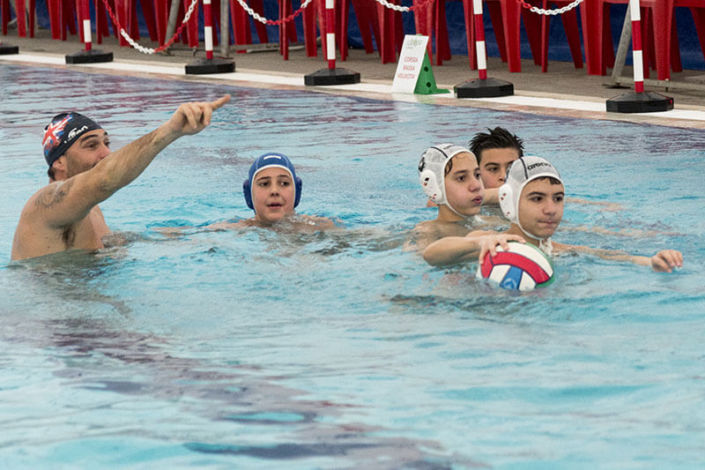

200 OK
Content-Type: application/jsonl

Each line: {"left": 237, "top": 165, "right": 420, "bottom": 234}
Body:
{"left": 79, "top": 0, "right": 93, "bottom": 52}
{"left": 604, "top": 0, "right": 672, "bottom": 112}
{"left": 65, "top": 0, "right": 112, "bottom": 63}
{"left": 453, "top": 0, "right": 512, "bottom": 98}
{"left": 204, "top": 0, "right": 214, "bottom": 60}
{"left": 185, "top": 0, "right": 234, "bottom": 74}
{"left": 472, "top": 0, "right": 488, "bottom": 80}
{"left": 629, "top": 0, "right": 644, "bottom": 93}
{"left": 325, "top": 0, "right": 336, "bottom": 70}
{"left": 304, "top": 0, "right": 359, "bottom": 85}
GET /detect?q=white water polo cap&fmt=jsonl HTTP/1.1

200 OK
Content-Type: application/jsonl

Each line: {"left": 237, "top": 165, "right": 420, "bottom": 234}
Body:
{"left": 498, "top": 156, "right": 563, "bottom": 237}
{"left": 418, "top": 144, "right": 475, "bottom": 210}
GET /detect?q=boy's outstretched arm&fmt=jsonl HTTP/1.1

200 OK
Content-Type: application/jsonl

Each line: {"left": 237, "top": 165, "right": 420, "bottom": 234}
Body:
{"left": 482, "top": 188, "right": 499, "bottom": 205}
{"left": 554, "top": 243, "right": 683, "bottom": 273}
{"left": 649, "top": 249, "right": 683, "bottom": 272}
{"left": 423, "top": 231, "right": 524, "bottom": 267}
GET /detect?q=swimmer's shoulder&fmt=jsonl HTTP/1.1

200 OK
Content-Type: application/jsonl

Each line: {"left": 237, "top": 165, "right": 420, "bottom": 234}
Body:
{"left": 207, "top": 219, "right": 252, "bottom": 231}
{"left": 289, "top": 214, "right": 341, "bottom": 232}
{"left": 406, "top": 220, "right": 470, "bottom": 253}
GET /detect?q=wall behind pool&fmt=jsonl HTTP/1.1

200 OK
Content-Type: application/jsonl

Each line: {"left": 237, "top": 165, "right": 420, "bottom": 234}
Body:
{"left": 29, "top": 0, "right": 705, "bottom": 71}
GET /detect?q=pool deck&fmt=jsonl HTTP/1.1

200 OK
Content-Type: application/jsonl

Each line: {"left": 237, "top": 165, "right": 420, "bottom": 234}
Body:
{"left": 3, "top": 28, "right": 705, "bottom": 129}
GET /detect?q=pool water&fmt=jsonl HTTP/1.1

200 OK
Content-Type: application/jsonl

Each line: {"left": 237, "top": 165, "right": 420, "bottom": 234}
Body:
{"left": 1, "top": 64, "right": 705, "bottom": 469}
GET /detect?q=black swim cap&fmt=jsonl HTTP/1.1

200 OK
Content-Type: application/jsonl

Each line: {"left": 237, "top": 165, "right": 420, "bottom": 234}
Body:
{"left": 42, "top": 112, "right": 103, "bottom": 167}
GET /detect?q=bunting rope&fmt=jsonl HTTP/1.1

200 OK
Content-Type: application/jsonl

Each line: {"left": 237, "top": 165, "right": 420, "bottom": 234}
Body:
{"left": 517, "top": 0, "right": 585, "bottom": 16}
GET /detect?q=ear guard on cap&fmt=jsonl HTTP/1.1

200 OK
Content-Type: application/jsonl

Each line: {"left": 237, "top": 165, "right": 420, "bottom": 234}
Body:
{"left": 419, "top": 169, "right": 443, "bottom": 204}
{"left": 498, "top": 182, "right": 516, "bottom": 223}
{"left": 243, "top": 175, "right": 302, "bottom": 210}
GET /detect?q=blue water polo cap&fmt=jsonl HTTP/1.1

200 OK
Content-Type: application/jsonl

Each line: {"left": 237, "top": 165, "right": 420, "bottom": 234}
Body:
{"left": 243, "top": 153, "right": 302, "bottom": 210}
{"left": 42, "top": 112, "right": 103, "bottom": 167}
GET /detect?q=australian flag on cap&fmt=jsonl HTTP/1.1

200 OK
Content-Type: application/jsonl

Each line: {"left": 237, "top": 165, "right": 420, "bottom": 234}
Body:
{"left": 43, "top": 112, "right": 103, "bottom": 167}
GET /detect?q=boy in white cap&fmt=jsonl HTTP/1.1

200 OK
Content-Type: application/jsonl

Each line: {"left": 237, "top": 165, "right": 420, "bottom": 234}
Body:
{"left": 407, "top": 143, "right": 521, "bottom": 256}
{"left": 424, "top": 156, "right": 683, "bottom": 272}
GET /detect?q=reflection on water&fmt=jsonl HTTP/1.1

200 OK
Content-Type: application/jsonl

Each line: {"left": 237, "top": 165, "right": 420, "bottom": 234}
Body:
{"left": 2, "top": 253, "right": 467, "bottom": 468}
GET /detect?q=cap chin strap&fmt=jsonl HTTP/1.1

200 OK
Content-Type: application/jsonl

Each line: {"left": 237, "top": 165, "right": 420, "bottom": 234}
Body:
{"left": 445, "top": 201, "right": 472, "bottom": 220}
{"left": 517, "top": 222, "right": 553, "bottom": 256}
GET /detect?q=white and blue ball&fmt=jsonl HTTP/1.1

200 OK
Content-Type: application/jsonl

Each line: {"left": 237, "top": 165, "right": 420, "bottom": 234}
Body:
{"left": 477, "top": 242, "right": 554, "bottom": 291}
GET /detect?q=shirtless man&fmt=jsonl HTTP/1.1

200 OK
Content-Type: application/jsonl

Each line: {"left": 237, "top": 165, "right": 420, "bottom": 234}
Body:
{"left": 11, "top": 95, "right": 231, "bottom": 261}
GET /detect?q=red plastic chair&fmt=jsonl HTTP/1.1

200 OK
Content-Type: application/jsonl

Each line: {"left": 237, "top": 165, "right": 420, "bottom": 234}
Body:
{"left": 375, "top": 0, "right": 405, "bottom": 63}
{"left": 641, "top": 0, "right": 705, "bottom": 80}
{"left": 338, "top": 0, "right": 381, "bottom": 60}
{"left": 466, "top": 0, "right": 542, "bottom": 72}
{"left": 679, "top": 0, "right": 705, "bottom": 62}
{"left": 13, "top": 0, "right": 36, "bottom": 37}
{"left": 413, "top": 0, "right": 451, "bottom": 65}
{"left": 314, "top": 0, "right": 377, "bottom": 62}
{"left": 350, "top": 0, "right": 380, "bottom": 55}
{"left": 45, "top": 0, "right": 77, "bottom": 40}
{"left": 230, "top": 0, "right": 270, "bottom": 53}
{"left": 277, "top": 0, "right": 299, "bottom": 59}
{"left": 1, "top": 0, "right": 11, "bottom": 36}
{"left": 536, "top": 0, "right": 583, "bottom": 72}
{"left": 580, "top": 0, "right": 673, "bottom": 77}
{"left": 460, "top": 0, "right": 477, "bottom": 69}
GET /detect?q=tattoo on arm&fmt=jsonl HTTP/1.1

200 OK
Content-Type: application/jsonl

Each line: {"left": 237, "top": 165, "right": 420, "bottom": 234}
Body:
{"left": 35, "top": 180, "right": 75, "bottom": 209}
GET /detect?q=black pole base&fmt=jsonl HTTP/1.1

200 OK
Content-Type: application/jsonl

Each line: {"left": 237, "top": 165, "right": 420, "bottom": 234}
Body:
{"left": 304, "top": 68, "right": 361, "bottom": 86}
{"left": 454, "top": 77, "right": 514, "bottom": 98}
{"left": 185, "top": 57, "right": 235, "bottom": 75}
{"left": 65, "top": 49, "right": 114, "bottom": 64}
{"left": 606, "top": 90, "right": 674, "bottom": 113}
{"left": 0, "top": 43, "right": 19, "bottom": 55}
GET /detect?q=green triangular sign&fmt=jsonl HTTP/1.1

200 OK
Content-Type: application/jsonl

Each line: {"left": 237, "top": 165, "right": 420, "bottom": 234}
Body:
{"left": 414, "top": 53, "right": 450, "bottom": 95}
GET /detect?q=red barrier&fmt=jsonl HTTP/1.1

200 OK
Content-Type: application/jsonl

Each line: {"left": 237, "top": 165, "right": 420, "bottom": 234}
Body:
{"left": 454, "top": 0, "right": 514, "bottom": 97}
{"left": 65, "top": 0, "right": 113, "bottom": 63}
{"left": 304, "top": 0, "right": 360, "bottom": 85}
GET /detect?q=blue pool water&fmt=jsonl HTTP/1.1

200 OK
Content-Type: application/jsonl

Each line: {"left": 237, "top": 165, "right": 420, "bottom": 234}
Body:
{"left": 1, "top": 64, "right": 705, "bottom": 469}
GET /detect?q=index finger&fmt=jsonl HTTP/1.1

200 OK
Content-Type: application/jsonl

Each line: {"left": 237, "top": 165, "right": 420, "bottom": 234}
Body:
{"left": 478, "top": 246, "right": 490, "bottom": 264}
{"left": 210, "top": 94, "right": 231, "bottom": 110}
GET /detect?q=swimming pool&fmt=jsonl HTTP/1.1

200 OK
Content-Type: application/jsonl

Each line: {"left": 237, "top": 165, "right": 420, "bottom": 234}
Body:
{"left": 1, "top": 63, "right": 705, "bottom": 468}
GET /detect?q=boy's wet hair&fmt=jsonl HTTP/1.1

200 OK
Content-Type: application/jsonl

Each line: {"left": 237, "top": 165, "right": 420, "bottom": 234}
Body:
{"left": 469, "top": 127, "right": 524, "bottom": 163}
{"left": 531, "top": 176, "right": 563, "bottom": 186}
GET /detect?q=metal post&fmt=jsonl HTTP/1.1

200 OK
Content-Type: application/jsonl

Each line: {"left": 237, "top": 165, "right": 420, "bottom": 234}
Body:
{"left": 185, "top": 0, "right": 235, "bottom": 74}
{"left": 164, "top": 0, "right": 182, "bottom": 51}
{"left": 220, "top": 0, "right": 230, "bottom": 57}
{"left": 609, "top": 3, "right": 632, "bottom": 86}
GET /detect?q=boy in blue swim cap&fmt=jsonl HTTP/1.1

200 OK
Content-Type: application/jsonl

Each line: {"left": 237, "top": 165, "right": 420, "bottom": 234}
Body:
{"left": 206, "top": 153, "right": 335, "bottom": 231}
{"left": 244, "top": 153, "right": 302, "bottom": 225}
{"left": 424, "top": 156, "right": 683, "bottom": 272}
{"left": 11, "top": 95, "right": 231, "bottom": 261}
